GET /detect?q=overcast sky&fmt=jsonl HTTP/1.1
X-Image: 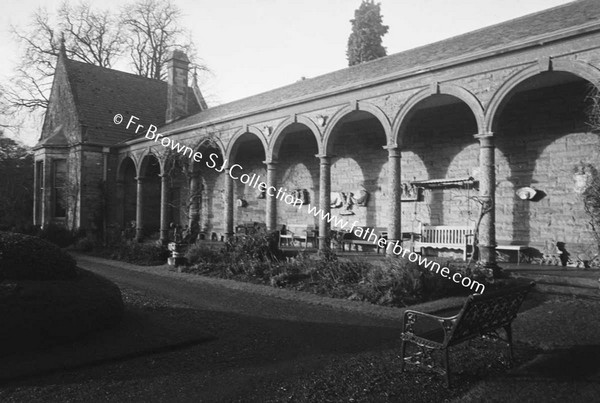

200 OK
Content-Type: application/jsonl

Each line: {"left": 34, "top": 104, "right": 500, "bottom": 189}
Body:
{"left": 0, "top": 0, "right": 573, "bottom": 145}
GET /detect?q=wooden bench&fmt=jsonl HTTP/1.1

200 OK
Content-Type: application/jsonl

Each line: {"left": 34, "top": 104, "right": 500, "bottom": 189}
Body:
{"left": 279, "top": 224, "right": 316, "bottom": 248}
{"left": 413, "top": 225, "right": 474, "bottom": 261}
{"left": 400, "top": 281, "right": 535, "bottom": 387}
{"left": 340, "top": 226, "right": 387, "bottom": 253}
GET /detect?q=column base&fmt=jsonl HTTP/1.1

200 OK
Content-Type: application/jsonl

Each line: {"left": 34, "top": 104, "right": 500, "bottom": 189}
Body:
{"left": 317, "top": 236, "right": 331, "bottom": 251}
{"left": 474, "top": 260, "right": 503, "bottom": 279}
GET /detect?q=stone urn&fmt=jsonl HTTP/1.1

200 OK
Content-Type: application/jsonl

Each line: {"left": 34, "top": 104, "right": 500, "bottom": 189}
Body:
{"left": 167, "top": 242, "right": 187, "bottom": 267}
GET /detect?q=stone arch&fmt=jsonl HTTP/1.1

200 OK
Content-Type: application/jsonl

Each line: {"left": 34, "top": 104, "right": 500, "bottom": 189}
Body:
{"left": 117, "top": 154, "right": 139, "bottom": 180}
{"left": 138, "top": 152, "right": 162, "bottom": 234}
{"left": 484, "top": 60, "right": 600, "bottom": 133}
{"left": 197, "top": 136, "right": 226, "bottom": 157}
{"left": 489, "top": 62, "right": 599, "bottom": 250}
{"left": 393, "top": 84, "right": 485, "bottom": 147}
{"left": 322, "top": 101, "right": 392, "bottom": 155}
{"left": 116, "top": 155, "right": 138, "bottom": 227}
{"left": 186, "top": 136, "right": 226, "bottom": 173}
{"left": 139, "top": 149, "right": 163, "bottom": 176}
{"left": 226, "top": 125, "right": 268, "bottom": 162}
{"left": 272, "top": 118, "right": 321, "bottom": 228}
{"left": 269, "top": 115, "right": 321, "bottom": 161}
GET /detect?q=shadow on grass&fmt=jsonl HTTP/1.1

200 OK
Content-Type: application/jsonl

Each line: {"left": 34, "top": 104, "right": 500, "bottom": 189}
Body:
{"left": 0, "top": 294, "right": 549, "bottom": 403}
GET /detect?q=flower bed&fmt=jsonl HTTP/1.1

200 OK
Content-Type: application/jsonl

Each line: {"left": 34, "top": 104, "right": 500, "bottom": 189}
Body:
{"left": 180, "top": 233, "right": 500, "bottom": 307}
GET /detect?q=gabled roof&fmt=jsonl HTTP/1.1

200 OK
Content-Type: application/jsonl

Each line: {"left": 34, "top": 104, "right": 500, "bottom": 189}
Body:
{"left": 64, "top": 59, "right": 202, "bottom": 146}
{"left": 159, "top": 0, "right": 600, "bottom": 134}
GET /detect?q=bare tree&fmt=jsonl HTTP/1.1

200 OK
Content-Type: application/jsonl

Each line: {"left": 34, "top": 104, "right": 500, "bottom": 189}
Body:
{"left": 59, "top": 2, "right": 125, "bottom": 68}
{"left": 8, "top": 2, "right": 125, "bottom": 112}
{"left": 7, "top": 8, "right": 58, "bottom": 111}
{"left": 120, "top": 0, "right": 198, "bottom": 80}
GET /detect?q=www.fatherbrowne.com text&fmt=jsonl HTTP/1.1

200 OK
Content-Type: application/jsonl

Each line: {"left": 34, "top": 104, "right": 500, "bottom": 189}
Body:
{"left": 115, "top": 113, "right": 485, "bottom": 294}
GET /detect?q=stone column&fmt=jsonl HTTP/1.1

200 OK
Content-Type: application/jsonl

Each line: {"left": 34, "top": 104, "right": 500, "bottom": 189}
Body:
{"left": 317, "top": 155, "right": 331, "bottom": 250}
{"left": 188, "top": 172, "right": 201, "bottom": 228}
{"left": 224, "top": 167, "right": 234, "bottom": 240}
{"left": 264, "top": 160, "right": 278, "bottom": 232}
{"left": 385, "top": 146, "right": 402, "bottom": 252}
{"left": 159, "top": 174, "right": 169, "bottom": 244}
{"left": 475, "top": 133, "right": 498, "bottom": 273}
{"left": 135, "top": 176, "right": 145, "bottom": 241}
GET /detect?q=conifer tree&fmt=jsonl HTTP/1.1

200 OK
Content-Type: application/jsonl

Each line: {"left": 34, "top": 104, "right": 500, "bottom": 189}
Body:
{"left": 347, "top": 0, "right": 389, "bottom": 66}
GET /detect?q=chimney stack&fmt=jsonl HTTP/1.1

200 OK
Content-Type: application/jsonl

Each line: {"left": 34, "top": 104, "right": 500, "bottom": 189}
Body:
{"left": 165, "top": 50, "right": 190, "bottom": 124}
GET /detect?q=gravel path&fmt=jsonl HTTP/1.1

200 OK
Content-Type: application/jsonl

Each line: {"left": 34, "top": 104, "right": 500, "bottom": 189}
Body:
{"left": 0, "top": 255, "right": 597, "bottom": 402}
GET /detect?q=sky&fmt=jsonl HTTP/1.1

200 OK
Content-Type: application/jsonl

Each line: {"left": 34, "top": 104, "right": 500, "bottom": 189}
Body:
{"left": 0, "top": 0, "right": 574, "bottom": 145}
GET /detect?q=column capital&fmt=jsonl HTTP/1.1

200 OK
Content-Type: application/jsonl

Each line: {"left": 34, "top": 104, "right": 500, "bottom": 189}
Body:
{"left": 263, "top": 159, "right": 278, "bottom": 166}
{"left": 383, "top": 144, "right": 402, "bottom": 157}
{"left": 474, "top": 132, "right": 494, "bottom": 139}
{"left": 135, "top": 176, "right": 145, "bottom": 182}
{"left": 315, "top": 154, "right": 333, "bottom": 164}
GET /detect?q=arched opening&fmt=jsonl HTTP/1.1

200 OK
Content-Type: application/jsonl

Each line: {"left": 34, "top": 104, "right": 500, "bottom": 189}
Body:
{"left": 273, "top": 123, "right": 320, "bottom": 228}
{"left": 194, "top": 141, "right": 225, "bottom": 238}
{"left": 139, "top": 154, "right": 161, "bottom": 238}
{"left": 229, "top": 132, "right": 267, "bottom": 229}
{"left": 396, "top": 94, "right": 479, "bottom": 233}
{"left": 117, "top": 157, "right": 137, "bottom": 230}
{"left": 161, "top": 140, "right": 225, "bottom": 241}
{"left": 325, "top": 110, "right": 387, "bottom": 229}
{"left": 162, "top": 157, "right": 188, "bottom": 228}
{"left": 491, "top": 71, "right": 599, "bottom": 256}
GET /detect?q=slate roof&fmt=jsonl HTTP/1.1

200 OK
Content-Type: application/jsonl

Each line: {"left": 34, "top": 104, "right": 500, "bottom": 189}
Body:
{"left": 159, "top": 0, "right": 600, "bottom": 134}
{"left": 65, "top": 59, "right": 201, "bottom": 146}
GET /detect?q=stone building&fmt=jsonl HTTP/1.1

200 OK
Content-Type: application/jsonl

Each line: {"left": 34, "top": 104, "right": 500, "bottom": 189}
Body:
{"left": 35, "top": 0, "right": 600, "bottom": 267}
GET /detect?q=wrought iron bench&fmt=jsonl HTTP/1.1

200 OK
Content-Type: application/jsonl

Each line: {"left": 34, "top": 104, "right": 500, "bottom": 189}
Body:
{"left": 340, "top": 226, "right": 387, "bottom": 253}
{"left": 400, "top": 281, "right": 535, "bottom": 387}
{"left": 413, "top": 225, "right": 475, "bottom": 261}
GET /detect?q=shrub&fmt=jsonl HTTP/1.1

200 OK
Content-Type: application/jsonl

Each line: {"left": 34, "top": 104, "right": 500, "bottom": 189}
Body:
{"left": 224, "top": 231, "right": 282, "bottom": 263}
{"left": 185, "top": 243, "right": 223, "bottom": 265}
{"left": 0, "top": 231, "right": 77, "bottom": 280}
{"left": 110, "top": 240, "right": 169, "bottom": 265}
{"left": 74, "top": 236, "right": 95, "bottom": 252}
{"left": 37, "top": 223, "right": 75, "bottom": 247}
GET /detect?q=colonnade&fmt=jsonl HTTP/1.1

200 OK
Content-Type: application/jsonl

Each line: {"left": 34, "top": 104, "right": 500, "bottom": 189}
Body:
{"left": 129, "top": 133, "right": 498, "bottom": 270}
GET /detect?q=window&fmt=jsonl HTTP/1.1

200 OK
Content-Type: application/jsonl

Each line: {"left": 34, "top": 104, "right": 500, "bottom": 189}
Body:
{"left": 52, "top": 159, "right": 67, "bottom": 218}
{"left": 35, "top": 160, "right": 44, "bottom": 224}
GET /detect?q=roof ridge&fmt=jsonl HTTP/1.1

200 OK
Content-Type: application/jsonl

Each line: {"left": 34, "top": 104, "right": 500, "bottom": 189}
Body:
{"left": 194, "top": 0, "right": 583, "bottom": 114}
{"left": 66, "top": 58, "right": 166, "bottom": 84}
